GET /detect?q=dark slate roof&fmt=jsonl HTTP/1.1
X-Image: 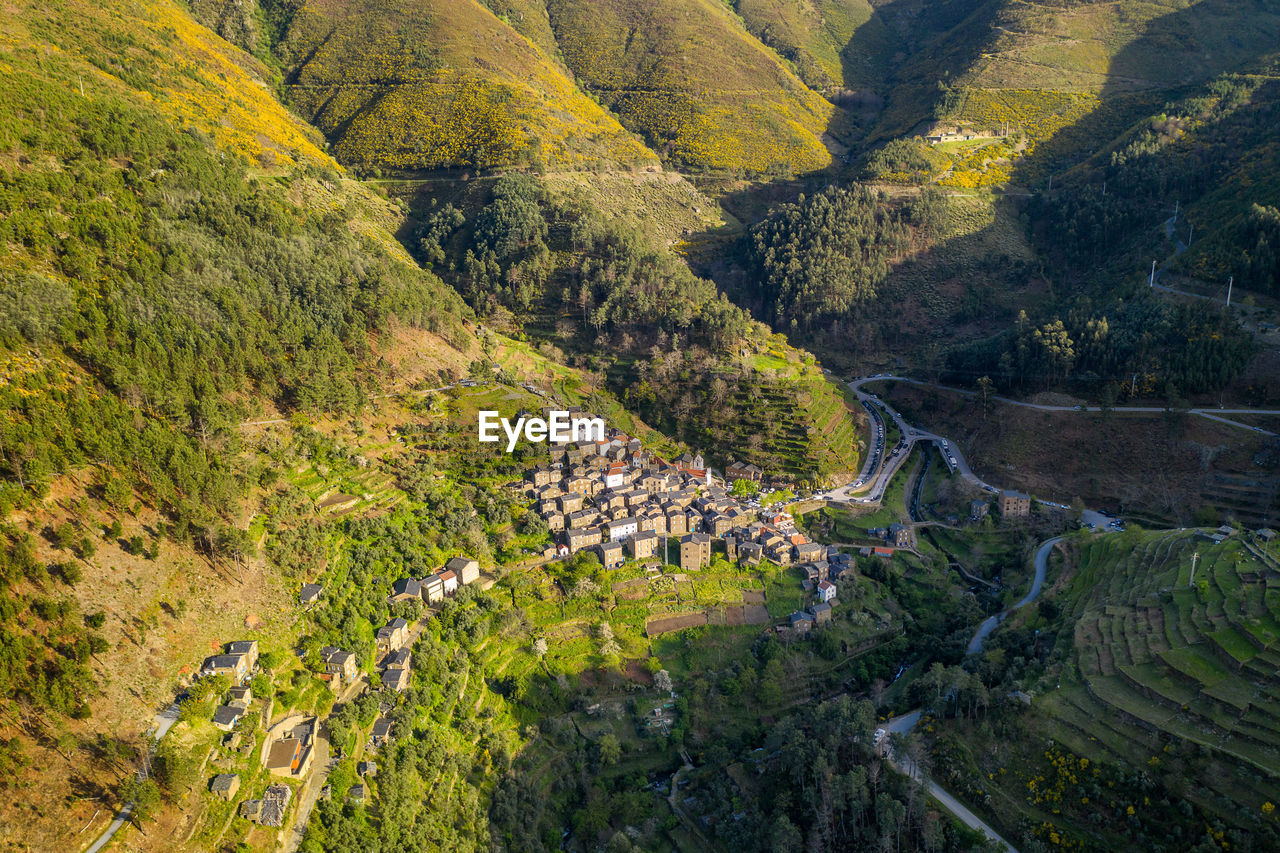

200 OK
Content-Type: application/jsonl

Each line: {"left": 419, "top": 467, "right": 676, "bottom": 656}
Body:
{"left": 212, "top": 705, "right": 242, "bottom": 726}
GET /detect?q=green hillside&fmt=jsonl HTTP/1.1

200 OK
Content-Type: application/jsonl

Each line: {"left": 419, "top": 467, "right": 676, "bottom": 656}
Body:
{"left": 733, "top": 0, "right": 877, "bottom": 92}
{"left": 267, "top": 0, "right": 658, "bottom": 174}
{"left": 945, "top": 529, "right": 1280, "bottom": 848}
{"left": 5, "top": 0, "right": 1280, "bottom": 849}
{"left": 542, "top": 0, "right": 838, "bottom": 174}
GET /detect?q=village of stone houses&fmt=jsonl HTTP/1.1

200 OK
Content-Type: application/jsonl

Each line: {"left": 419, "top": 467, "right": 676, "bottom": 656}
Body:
{"left": 180, "top": 402, "right": 924, "bottom": 840}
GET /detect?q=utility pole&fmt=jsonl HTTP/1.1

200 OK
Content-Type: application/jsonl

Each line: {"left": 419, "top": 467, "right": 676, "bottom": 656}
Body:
{"left": 1149, "top": 260, "right": 1156, "bottom": 288}
{"left": 1189, "top": 551, "right": 1199, "bottom": 587}
{"left": 1226, "top": 276, "right": 1233, "bottom": 307}
{"left": 1102, "top": 180, "right": 1106, "bottom": 196}
{"left": 1188, "top": 223, "right": 1193, "bottom": 245}
{"left": 1130, "top": 373, "right": 1138, "bottom": 397}
{"left": 1174, "top": 200, "right": 1179, "bottom": 220}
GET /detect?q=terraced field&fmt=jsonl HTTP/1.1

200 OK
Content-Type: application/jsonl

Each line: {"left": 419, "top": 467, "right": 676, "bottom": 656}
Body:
{"left": 1043, "top": 529, "right": 1280, "bottom": 810}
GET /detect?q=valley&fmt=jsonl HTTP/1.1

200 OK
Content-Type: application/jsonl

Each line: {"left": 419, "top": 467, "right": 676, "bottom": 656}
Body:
{"left": 2, "top": 0, "right": 1280, "bottom": 851}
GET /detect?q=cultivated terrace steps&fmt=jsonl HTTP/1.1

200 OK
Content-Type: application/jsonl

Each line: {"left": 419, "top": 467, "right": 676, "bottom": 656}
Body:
{"left": 1048, "top": 529, "right": 1280, "bottom": 810}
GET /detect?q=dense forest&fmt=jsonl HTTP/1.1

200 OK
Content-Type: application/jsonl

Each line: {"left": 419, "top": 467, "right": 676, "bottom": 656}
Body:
{"left": 415, "top": 175, "right": 751, "bottom": 355}
{"left": 1027, "top": 73, "right": 1280, "bottom": 292}
{"left": 945, "top": 301, "right": 1254, "bottom": 400}
{"left": 408, "top": 175, "right": 866, "bottom": 482}
{"left": 1235, "top": 203, "right": 1280, "bottom": 295}
{"left": 744, "top": 186, "right": 942, "bottom": 331}
{"left": 0, "top": 66, "right": 469, "bottom": 524}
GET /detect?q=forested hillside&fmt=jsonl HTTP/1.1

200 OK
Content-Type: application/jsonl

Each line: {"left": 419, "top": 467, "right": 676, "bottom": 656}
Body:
{"left": 3, "top": 0, "right": 1280, "bottom": 849}
{"left": 403, "top": 173, "right": 862, "bottom": 484}
{"left": 0, "top": 0, "right": 865, "bottom": 843}
{"left": 0, "top": 0, "right": 475, "bottom": 519}
{"left": 0, "top": 0, "right": 484, "bottom": 843}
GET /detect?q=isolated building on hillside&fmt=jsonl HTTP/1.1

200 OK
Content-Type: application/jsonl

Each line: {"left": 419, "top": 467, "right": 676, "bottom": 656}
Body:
{"left": 376, "top": 618, "right": 409, "bottom": 655}
{"left": 266, "top": 737, "right": 313, "bottom": 778}
{"left": 380, "top": 648, "right": 410, "bottom": 672}
{"left": 446, "top": 556, "right": 480, "bottom": 585}
{"left": 969, "top": 500, "right": 989, "bottom": 521}
{"left": 999, "top": 489, "right": 1031, "bottom": 519}
{"left": 816, "top": 580, "right": 837, "bottom": 603}
{"left": 299, "top": 583, "right": 323, "bottom": 605}
{"left": 370, "top": 718, "right": 393, "bottom": 747}
{"left": 417, "top": 573, "right": 442, "bottom": 603}
{"left": 382, "top": 666, "right": 410, "bottom": 692}
{"left": 320, "top": 647, "right": 357, "bottom": 688}
{"left": 212, "top": 705, "right": 242, "bottom": 732}
{"left": 209, "top": 773, "right": 239, "bottom": 801}
{"left": 242, "top": 784, "right": 292, "bottom": 826}
{"left": 201, "top": 653, "right": 250, "bottom": 683}
{"left": 227, "top": 640, "right": 259, "bottom": 671}
{"left": 389, "top": 577, "right": 423, "bottom": 603}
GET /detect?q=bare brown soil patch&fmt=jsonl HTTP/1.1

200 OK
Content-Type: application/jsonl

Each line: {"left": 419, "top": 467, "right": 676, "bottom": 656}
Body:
{"left": 645, "top": 612, "right": 708, "bottom": 636}
{"left": 611, "top": 578, "right": 649, "bottom": 601}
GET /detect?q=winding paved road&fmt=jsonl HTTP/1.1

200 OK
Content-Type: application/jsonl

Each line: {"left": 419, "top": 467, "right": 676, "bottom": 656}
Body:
{"left": 820, "top": 376, "right": 1002, "bottom": 508}
{"left": 877, "top": 538, "right": 1061, "bottom": 853}
{"left": 851, "top": 375, "right": 1279, "bottom": 438}
{"left": 966, "top": 537, "right": 1062, "bottom": 656}
{"left": 812, "top": 375, "right": 1100, "bottom": 851}
{"left": 875, "top": 537, "right": 1060, "bottom": 853}
{"left": 882, "top": 709, "right": 1017, "bottom": 852}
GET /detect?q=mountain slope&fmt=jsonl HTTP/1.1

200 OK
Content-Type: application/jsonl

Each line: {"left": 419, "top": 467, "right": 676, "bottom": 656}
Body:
{"left": 269, "top": 0, "right": 659, "bottom": 173}
{"left": 0, "top": 0, "right": 484, "bottom": 845}
{"left": 545, "top": 0, "right": 837, "bottom": 173}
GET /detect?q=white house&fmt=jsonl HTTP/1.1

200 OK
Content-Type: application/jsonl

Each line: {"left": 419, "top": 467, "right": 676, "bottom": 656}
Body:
{"left": 604, "top": 462, "right": 628, "bottom": 490}
{"left": 604, "top": 517, "right": 639, "bottom": 542}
